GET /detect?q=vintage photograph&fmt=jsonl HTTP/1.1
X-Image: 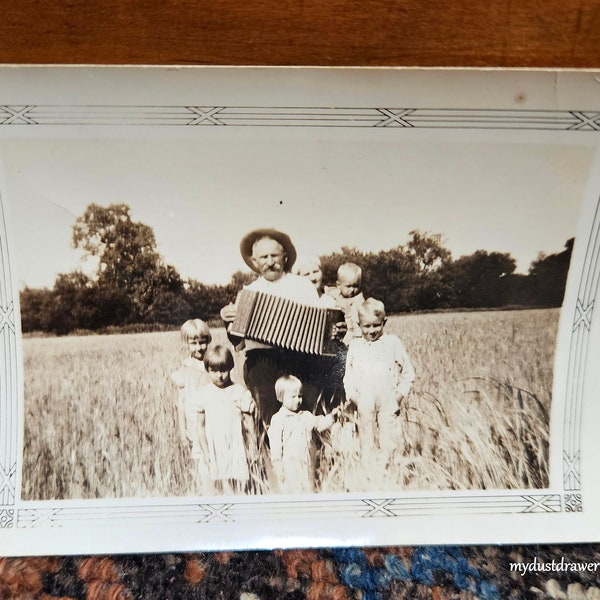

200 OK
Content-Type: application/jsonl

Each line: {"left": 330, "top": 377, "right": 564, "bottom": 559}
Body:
{"left": 3, "top": 132, "right": 589, "bottom": 501}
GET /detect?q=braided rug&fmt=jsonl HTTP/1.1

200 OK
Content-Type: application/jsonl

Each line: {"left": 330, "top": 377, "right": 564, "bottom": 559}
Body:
{"left": 2, "top": 544, "right": 600, "bottom": 599}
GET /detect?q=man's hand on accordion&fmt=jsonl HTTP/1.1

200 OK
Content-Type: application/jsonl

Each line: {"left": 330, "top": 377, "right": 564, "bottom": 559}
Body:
{"left": 220, "top": 303, "right": 237, "bottom": 323}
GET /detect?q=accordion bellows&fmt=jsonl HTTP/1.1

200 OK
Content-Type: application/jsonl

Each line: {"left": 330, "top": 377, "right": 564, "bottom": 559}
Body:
{"left": 230, "top": 290, "right": 344, "bottom": 356}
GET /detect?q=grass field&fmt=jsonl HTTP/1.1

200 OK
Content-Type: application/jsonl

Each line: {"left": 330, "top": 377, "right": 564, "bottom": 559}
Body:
{"left": 21, "top": 308, "right": 558, "bottom": 500}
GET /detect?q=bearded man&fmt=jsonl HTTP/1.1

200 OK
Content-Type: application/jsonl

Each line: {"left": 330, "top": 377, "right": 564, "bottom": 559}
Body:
{"left": 221, "top": 229, "right": 335, "bottom": 425}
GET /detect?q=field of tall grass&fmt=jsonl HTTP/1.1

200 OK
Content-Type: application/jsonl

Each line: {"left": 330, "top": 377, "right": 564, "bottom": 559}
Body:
{"left": 21, "top": 308, "right": 558, "bottom": 500}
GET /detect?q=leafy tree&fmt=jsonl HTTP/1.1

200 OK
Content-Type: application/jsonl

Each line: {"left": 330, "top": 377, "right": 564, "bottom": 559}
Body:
{"left": 363, "top": 246, "right": 417, "bottom": 312}
{"left": 451, "top": 250, "right": 517, "bottom": 308}
{"left": 405, "top": 231, "right": 454, "bottom": 309}
{"left": 319, "top": 233, "right": 454, "bottom": 312}
{"left": 184, "top": 280, "right": 235, "bottom": 322}
{"left": 406, "top": 230, "right": 452, "bottom": 274}
{"left": 20, "top": 205, "right": 576, "bottom": 334}
{"left": 42, "top": 272, "right": 90, "bottom": 333}
{"left": 504, "top": 273, "right": 534, "bottom": 307}
{"left": 19, "top": 287, "right": 54, "bottom": 333}
{"left": 72, "top": 203, "right": 184, "bottom": 324}
{"left": 527, "top": 238, "right": 574, "bottom": 306}
{"left": 47, "top": 271, "right": 132, "bottom": 333}
{"left": 149, "top": 291, "right": 191, "bottom": 325}
{"left": 72, "top": 204, "right": 157, "bottom": 286}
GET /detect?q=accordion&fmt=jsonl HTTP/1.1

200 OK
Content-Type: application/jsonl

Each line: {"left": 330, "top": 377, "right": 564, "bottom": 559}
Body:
{"left": 230, "top": 289, "right": 343, "bottom": 356}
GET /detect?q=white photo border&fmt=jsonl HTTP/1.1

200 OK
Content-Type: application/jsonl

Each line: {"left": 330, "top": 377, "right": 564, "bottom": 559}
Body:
{"left": 0, "top": 99, "right": 598, "bottom": 537}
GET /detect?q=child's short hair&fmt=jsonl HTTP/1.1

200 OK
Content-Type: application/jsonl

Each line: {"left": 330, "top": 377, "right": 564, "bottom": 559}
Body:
{"left": 337, "top": 262, "right": 362, "bottom": 283}
{"left": 358, "top": 298, "right": 386, "bottom": 321}
{"left": 275, "top": 374, "right": 302, "bottom": 403}
{"left": 203, "top": 345, "right": 234, "bottom": 371}
{"left": 292, "top": 254, "right": 321, "bottom": 275}
{"left": 180, "top": 319, "right": 211, "bottom": 343}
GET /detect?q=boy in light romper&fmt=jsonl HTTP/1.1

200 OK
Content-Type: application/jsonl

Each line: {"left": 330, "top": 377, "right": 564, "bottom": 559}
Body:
{"left": 343, "top": 298, "right": 415, "bottom": 461}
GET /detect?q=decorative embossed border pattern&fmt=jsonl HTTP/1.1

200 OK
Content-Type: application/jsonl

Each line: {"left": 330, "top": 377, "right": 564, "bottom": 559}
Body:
{"left": 0, "top": 187, "right": 17, "bottom": 527}
{"left": 0, "top": 106, "right": 599, "bottom": 130}
{"left": 564, "top": 199, "right": 600, "bottom": 495}
{"left": 14, "top": 494, "right": 563, "bottom": 528}
{"left": 0, "top": 104, "right": 598, "bottom": 529}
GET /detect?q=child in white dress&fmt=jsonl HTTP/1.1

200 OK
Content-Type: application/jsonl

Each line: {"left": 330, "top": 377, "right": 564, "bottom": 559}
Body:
{"left": 170, "top": 319, "right": 211, "bottom": 458}
{"left": 195, "top": 345, "right": 257, "bottom": 494}
{"left": 268, "top": 375, "right": 339, "bottom": 494}
{"left": 343, "top": 298, "right": 415, "bottom": 460}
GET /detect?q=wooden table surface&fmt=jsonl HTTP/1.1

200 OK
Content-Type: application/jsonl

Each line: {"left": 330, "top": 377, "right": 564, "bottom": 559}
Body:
{"left": 0, "top": 0, "right": 598, "bottom": 67}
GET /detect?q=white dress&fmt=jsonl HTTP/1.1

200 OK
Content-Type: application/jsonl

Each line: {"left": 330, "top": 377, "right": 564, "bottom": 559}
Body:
{"left": 170, "top": 357, "right": 208, "bottom": 455}
{"left": 195, "top": 383, "right": 255, "bottom": 481}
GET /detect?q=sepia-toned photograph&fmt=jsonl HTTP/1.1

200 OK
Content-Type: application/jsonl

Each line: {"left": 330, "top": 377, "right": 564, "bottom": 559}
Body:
{"left": 3, "top": 67, "right": 600, "bottom": 557}
{"left": 3, "top": 131, "right": 589, "bottom": 501}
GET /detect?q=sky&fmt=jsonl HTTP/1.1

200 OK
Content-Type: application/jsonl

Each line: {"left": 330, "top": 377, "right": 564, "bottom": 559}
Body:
{"left": 0, "top": 133, "right": 593, "bottom": 289}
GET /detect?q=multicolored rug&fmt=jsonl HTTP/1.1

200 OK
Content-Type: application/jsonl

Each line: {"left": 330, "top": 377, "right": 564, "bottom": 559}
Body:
{"left": 2, "top": 544, "right": 600, "bottom": 599}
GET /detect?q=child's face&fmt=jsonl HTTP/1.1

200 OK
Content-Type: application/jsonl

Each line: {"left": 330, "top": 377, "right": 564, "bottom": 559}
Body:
{"left": 281, "top": 384, "right": 303, "bottom": 412}
{"left": 207, "top": 366, "right": 231, "bottom": 388}
{"left": 358, "top": 311, "right": 386, "bottom": 342}
{"left": 337, "top": 273, "right": 361, "bottom": 299}
{"left": 298, "top": 263, "right": 323, "bottom": 291}
{"left": 187, "top": 335, "right": 210, "bottom": 361}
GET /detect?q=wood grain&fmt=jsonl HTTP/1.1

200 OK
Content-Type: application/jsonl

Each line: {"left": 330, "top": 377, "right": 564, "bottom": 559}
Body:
{"left": 0, "top": 0, "right": 599, "bottom": 66}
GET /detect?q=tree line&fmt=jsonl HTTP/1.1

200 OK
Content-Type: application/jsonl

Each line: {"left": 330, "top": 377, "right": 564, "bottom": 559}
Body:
{"left": 20, "top": 203, "right": 573, "bottom": 335}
